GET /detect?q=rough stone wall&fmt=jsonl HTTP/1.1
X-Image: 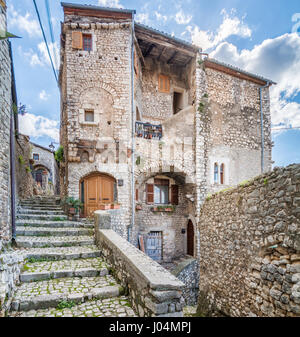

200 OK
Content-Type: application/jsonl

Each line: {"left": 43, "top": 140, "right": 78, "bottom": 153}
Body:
{"left": 0, "top": 1, "right": 25, "bottom": 316}
{"left": 204, "top": 66, "right": 272, "bottom": 194}
{"left": 198, "top": 164, "right": 300, "bottom": 317}
{"left": 60, "top": 16, "right": 133, "bottom": 234}
{"left": 0, "top": 1, "right": 11, "bottom": 245}
{"left": 15, "top": 135, "right": 35, "bottom": 200}
{"left": 135, "top": 56, "right": 195, "bottom": 123}
{"left": 171, "top": 257, "right": 199, "bottom": 306}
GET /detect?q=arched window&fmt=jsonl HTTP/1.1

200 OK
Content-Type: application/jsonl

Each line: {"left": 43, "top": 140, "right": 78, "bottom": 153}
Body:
{"left": 214, "top": 163, "right": 219, "bottom": 184}
{"left": 220, "top": 163, "right": 225, "bottom": 185}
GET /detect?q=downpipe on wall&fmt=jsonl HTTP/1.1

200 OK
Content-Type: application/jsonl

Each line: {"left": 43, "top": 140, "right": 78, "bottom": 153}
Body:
{"left": 9, "top": 41, "right": 17, "bottom": 243}
{"left": 259, "top": 81, "right": 270, "bottom": 174}
{"left": 128, "top": 13, "right": 135, "bottom": 242}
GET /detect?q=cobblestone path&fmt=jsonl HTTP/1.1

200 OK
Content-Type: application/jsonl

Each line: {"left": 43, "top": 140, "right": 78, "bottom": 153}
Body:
{"left": 8, "top": 197, "right": 136, "bottom": 317}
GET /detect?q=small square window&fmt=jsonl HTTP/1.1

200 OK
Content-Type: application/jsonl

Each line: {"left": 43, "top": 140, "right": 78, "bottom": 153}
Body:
{"left": 84, "top": 110, "right": 94, "bottom": 122}
{"left": 83, "top": 34, "right": 92, "bottom": 51}
{"left": 33, "top": 153, "right": 39, "bottom": 161}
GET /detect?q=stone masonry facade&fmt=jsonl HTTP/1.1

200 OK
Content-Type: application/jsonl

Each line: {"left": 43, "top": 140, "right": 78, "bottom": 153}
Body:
{"left": 59, "top": 3, "right": 273, "bottom": 265}
{"left": 198, "top": 164, "right": 300, "bottom": 317}
{"left": 0, "top": 0, "right": 11, "bottom": 246}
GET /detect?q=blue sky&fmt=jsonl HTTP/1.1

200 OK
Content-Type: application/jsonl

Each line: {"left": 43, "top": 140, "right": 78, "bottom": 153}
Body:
{"left": 7, "top": 0, "right": 300, "bottom": 167}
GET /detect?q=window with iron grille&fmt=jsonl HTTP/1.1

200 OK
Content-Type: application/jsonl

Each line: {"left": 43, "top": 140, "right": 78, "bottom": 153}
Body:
{"left": 33, "top": 153, "right": 39, "bottom": 161}
{"left": 83, "top": 34, "right": 92, "bottom": 51}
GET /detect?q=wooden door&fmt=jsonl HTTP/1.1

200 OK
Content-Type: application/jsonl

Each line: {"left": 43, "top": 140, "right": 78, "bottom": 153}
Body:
{"left": 146, "top": 231, "right": 162, "bottom": 261}
{"left": 187, "top": 220, "right": 194, "bottom": 256}
{"left": 82, "top": 174, "right": 114, "bottom": 217}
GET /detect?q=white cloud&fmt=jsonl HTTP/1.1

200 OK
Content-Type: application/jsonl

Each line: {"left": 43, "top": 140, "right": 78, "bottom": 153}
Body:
{"left": 7, "top": 5, "right": 41, "bottom": 38}
{"left": 38, "top": 41, "right": 60, "bottom": 71}
{"left": 135, "top": 13, "right": 151, "bottom": 25}
{"left": 210, "top": 33, "right": 300, "bottom": 131}
{"left": 175, "top": 10, "right": 192, "bottom": 25}
{"left": 186, "top": 9, "right": 251, "bottom": 50}
{"left": 19, "top": 113, "right": 59, "bottom": 142}
{"left": 19, "top": 42, "right": 60, "bottom": 71}
{"left": 155, "top": 12, "right": 168, "bottom": 23}
{"left": 39, "top": 90, "right": 50, "bottom": 101}
{"left": 98, "top": 0, "right": 123, "bottom": 8}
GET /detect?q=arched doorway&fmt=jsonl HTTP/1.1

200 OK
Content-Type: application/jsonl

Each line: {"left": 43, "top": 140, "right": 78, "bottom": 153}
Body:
{"left": 187, "top": 220, "right": 194, "bottom": 257}
{"left": 80, "top": 173, "right": 116, "bottom": 217}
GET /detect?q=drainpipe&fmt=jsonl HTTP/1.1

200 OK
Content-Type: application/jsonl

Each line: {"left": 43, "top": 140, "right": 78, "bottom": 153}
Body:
{"left": 128, "top": 13, "right": 135, "bottom": 242}
{"left": 259, "top": 81, "right": 270, "bottom": 174}
{"left": 9, "top": 41, "right": 17, "bottom": 243}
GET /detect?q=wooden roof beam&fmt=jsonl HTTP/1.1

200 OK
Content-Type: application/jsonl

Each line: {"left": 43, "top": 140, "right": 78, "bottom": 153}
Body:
{"left": 134, "top": 36, "right": 145, "bottom": 67}
{"left": 143, "top": 43, "right": 155, "bottom": 57}
{"left": 135, "top": 31, "right": 197, "bottom": 58}
{"left": 167, "top": 51, "right": 177, "bottom": 64}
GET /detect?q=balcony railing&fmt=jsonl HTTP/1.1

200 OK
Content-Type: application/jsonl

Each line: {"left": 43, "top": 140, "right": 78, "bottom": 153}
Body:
{"left": 135, "top": 122, "right": 162, "bottom": 140}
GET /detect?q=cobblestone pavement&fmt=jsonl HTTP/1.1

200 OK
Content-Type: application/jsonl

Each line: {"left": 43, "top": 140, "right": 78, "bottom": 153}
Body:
{"left": 9, "top": 296, "right": 136, "bottom": 317}
{"left": 22, "top": 257, "right": 108, "bottom": 273}
{"left": 7, "top": 197, "right": 137, "bottom": 317}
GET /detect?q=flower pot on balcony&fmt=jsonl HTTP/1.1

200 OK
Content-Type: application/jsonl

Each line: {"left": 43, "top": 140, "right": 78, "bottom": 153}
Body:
{"left": 99, "top": 204, "right": 111, "bottom": 210}
{"left": 136, "top": 204, "right": 142, "bottom": 211}
{"left": 110, "top": 204, "right": 120, "bottom": 210}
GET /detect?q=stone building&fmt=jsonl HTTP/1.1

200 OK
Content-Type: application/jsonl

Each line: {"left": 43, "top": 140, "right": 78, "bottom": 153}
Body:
{"left": 59, "top": 2, "right": 274, "bottom": 262}
{"left": 30, "top": 142, "right": 59, "bottom": 195}
{"left": 0, "top": 0, "right": 24, "bottom": 316}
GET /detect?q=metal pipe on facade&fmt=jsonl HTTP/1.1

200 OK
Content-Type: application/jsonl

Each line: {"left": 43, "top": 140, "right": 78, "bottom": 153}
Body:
{"left": 9, "top": 41, "right": 17, "bottom": 242}
{"left": 259, "top": 81, "right": 270, "bottom": 174}
{"left": 128, "top": 13, "right": 135, "bottom": 242}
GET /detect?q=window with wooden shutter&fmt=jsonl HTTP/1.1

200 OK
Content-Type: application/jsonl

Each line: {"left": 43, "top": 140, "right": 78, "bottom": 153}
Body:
{"left": 72, "top": 31, "right": 83, "bottom": 49}
{"left": 146, "top": 184, "right": 154, "bottom": 204}
{"left": 136, "top": 188, "right": 139, "bottom": 201}
{"left": 171, "top": 185, "right": 179, "bottom": 205}
{"left": 158, "top": 74, "right": 170, "bottom": 93}
{"left": 220, "top": 163, "right": 225, "bottom": 185}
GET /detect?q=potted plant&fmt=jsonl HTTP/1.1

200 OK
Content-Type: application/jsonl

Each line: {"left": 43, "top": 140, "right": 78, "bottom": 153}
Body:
{"left": 136, "top": 204, "right": 142, "bottom": 211}
{"left": 64, "top": 197, "right": 83, "bottom": 220}
{"left": 99, "top": 204, "right": 111, "bottom": 210}
{"left": 110, "top": 203, "right": 120, "bottom": 210}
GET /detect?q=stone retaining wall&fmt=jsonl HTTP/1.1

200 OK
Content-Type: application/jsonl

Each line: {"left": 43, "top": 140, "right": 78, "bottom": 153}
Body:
{"left": 198, "top": 164, "right": 300, "bottom": 317}
{"left": 0, "top": 251, "right": 24, "bottom": 317}
{"left": 95, "top": 219, "right": 185, "bottom": 317}
{"left": 172, "top": 258, "right": 199, "bottom": 306}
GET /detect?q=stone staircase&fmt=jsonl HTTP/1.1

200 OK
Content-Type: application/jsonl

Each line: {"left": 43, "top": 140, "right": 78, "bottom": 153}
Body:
{"left": 8, "top": 197, "right": 136, "bottom": 317}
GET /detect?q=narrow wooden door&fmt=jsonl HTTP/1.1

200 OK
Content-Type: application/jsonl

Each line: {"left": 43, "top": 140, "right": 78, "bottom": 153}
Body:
{"left": 83, "top": 174, "right": 114, "bottom": 217}
{"left": 146, "top": 231, "right": 162, "bottom": 261}
{"left": 187, "top": 220, "right": 194, "bottom": 256}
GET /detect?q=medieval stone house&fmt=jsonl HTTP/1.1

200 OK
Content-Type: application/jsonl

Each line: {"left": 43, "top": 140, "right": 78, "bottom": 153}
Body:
{"left": 59, "top": 2, "right": 274, "bottom": 262}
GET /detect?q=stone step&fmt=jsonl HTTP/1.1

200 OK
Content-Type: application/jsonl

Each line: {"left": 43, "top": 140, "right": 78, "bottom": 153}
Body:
{"left": 11, "top": 275, "right": 122, "bottom": 312}
{"left": 18, "top": 209, "right": 65, "bottom": 215}
{"left": 16, "top": 227, "right": 94, "bottom": 237}
{"left": 17, "top": 214, "right": 68, "bottom": 221}
{"left": 20, "top": 202, "right": 60, "bottom": 207}
{"left": 20, "top": 257, "right": 109, "bottom": 282}
{"left": 21, "top": 245, "right": 101, "bottom": 261}
{"left": 8, "top": 296, "right": 136, "bottom": 317}
{"left": 16, "top": 235, "right": 94, "bottom": 248}
{"left": 19, "top": 206, "right": 64, "bottom": 211}
{"left": 16, "top": 220, "right": 92, "bottom": 229}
